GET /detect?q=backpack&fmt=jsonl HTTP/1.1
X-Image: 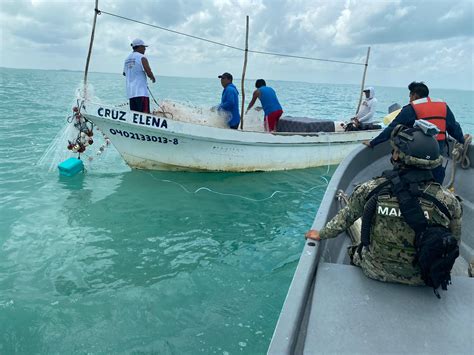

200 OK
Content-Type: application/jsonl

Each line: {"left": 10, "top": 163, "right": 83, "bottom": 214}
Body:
{"left": 361, "top": 169, "right": 459, "bottom": 297}
{"left": 414, "top": 226, "right": 459, "bottom": 296}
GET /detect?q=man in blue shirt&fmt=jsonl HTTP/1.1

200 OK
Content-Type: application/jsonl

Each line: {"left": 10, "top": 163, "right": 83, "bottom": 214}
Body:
{"left": 364, "top": 81, "right": 465, "bottom": 184}
{"left": 216, "top": 72, "right": 241, "bottom": 129}
{"left": 246, "top": 79, "right": 283, "bottom": 132}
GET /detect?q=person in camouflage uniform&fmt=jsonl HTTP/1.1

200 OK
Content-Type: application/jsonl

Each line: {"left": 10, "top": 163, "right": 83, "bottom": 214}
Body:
{"left": 305, "top": 124, "right": 463, "bottom": 285}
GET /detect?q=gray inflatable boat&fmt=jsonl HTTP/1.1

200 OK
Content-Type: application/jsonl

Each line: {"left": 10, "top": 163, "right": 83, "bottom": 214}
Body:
{"left": 269, "top": 141, "right": 474, "bottom": 354}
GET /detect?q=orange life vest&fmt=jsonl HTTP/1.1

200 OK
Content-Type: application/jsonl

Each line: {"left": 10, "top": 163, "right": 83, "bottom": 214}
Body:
{"left": 411, "top": 97, "right": 447, "bottom": 140}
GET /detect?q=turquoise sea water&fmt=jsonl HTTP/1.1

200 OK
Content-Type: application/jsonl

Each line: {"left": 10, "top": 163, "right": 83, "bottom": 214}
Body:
{"left": 0, "top": 67, "right": 473, "bottom": 354}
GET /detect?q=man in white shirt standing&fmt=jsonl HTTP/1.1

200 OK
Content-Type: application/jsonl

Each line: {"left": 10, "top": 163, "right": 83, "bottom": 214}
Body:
{"left": 123, "top": 38, "right": 156, "bottom": 113}
{"left": 352, "top": 86, "right": 377, "bottom": 129}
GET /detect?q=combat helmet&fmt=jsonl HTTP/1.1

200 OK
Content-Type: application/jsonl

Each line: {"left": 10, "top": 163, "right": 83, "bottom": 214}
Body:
{"left": 390, "top": 120, "right": 442, "bottom": 169}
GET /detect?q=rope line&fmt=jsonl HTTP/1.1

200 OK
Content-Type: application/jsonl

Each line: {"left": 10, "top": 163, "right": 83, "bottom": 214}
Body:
{"left": 98, "top": 10, "right": 242, "bottom": 51}
{"left": 247, "top": 49, "right": 366, "bottom": 66}
{"left": 148, "top": 173, "right": 330, "bottom": 202}
{"left": 147, "top": 86, "right": 174, "bottom": 119}
{"left": 97, "top": 9, "right": 365, "bottom": 66}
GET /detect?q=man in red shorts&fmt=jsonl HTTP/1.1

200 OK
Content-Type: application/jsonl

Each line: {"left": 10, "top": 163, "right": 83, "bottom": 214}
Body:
{"left": 246, "top": 79, "right": 283, "bottom": 132}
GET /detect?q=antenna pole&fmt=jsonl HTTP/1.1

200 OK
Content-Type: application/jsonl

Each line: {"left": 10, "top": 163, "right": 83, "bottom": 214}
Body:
{"left": 355, "top": 46, "right": 371, "bottom": 115}
{"left": 83, "top": 0, "right": 99, "bottom": 99}
{"left": 240, "top": 16, "right": 249, "bottom": 130}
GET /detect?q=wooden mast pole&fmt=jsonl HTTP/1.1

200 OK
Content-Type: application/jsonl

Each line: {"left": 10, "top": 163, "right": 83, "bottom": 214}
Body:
{"left": 240, "top": 16, "right": 249, "bottom": 130}
{"left": 83, "top": 0, "right": 99, "bottom": 99}
{"left": 355, "top": 46, "right": 371, "bottom": 115}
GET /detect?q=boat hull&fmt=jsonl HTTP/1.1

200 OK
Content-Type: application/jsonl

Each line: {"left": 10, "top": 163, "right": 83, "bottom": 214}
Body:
{"left": 82, "top": 101, "right": 382, "bottom": 172}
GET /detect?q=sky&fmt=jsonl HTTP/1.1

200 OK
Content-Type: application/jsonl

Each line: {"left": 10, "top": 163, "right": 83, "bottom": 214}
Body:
{"left": 1, "top": 0, "right": 473, "bottom": 90}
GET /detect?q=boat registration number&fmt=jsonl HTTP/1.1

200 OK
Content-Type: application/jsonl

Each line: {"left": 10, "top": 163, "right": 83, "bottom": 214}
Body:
{"left": 109, "top": 128, "right": 178, "bottom": 145}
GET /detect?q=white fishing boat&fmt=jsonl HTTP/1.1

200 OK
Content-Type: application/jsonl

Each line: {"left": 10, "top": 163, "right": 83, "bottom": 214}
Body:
{"left": 81, "top": 100, "right": 382, "bottom": 172}
{"left": 56, "top": 1, "right": 383, "bottom": 174}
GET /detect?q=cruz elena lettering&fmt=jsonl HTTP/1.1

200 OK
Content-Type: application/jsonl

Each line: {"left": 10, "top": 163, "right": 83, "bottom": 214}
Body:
{"left": 97, "top": 107, "right": 168, "bottom": 129}
{"left": 132, "top": 113, "right": 168, "bottom": 129}
{"left": 97, "top": 107, "right": 126, "bottom": 121}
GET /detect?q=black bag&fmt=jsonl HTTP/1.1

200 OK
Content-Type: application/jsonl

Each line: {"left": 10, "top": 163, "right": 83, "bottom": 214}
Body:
{"left": 415, "top": 226, "right": 459, "bottom": 297}
{"left": 390, "top": 172, "right": 459, "bottom": 298}
{"left": 344, "top": 122, "right": 359, "bottom": 131}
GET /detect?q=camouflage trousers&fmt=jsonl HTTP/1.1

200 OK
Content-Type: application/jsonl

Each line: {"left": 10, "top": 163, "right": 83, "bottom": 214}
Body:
{"left": 346, "top": 225, "right": 423, "bottom": 285}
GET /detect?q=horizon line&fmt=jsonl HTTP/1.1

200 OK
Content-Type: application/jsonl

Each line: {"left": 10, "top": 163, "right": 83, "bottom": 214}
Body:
{"left": 1, "top": 65, "right": 473, "bottom": 92}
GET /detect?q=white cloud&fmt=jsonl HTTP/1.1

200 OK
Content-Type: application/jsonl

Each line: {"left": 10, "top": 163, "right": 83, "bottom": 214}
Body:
{"left": 439, "top": 8, "right": 464, "bottom": 22}
{"left": 334, "top": 7, "right": 352, "bottom": 46}
{"left": 0, "top": 0, "right": 473, "bottom": 90}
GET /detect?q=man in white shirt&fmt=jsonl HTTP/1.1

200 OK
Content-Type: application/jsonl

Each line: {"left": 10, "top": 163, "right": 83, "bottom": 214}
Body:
{"left": 352, "top": 87, "right": 377, "bottom": 129}
{"left": 123, "top": 38, "right": 156, "bottom": 113}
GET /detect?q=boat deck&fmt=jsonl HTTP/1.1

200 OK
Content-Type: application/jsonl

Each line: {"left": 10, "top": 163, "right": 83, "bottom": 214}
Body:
{"left": 269, "top": 141, "right": 474, "bottom": 354}
{"left": 304, "top": 262, "right": 473, "bottom": 354}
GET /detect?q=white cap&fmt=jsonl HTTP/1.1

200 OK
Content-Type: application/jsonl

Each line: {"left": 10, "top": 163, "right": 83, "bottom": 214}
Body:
{"left": 131, "top": 38, "right": 148, "bottom": 48}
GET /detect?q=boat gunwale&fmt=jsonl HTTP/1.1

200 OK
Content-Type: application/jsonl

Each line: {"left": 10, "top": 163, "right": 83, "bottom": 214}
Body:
{"left": 82, "top": 100, "right": 383, "bottom": 145}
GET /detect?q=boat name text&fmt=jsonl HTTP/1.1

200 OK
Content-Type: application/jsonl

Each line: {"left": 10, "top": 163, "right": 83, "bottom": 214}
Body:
{"left": 97, "top": 107, "right": 126, "bottom": 121}
{"left": 97, "top": 108, "right": 168, "bottom": 129}
{"left": 132, "top": 113, "right": 168, "bottom": 129}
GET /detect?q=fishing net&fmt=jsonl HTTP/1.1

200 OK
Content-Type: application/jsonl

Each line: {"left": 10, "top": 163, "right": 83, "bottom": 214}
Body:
{"left": 153, "top": 100, "right": 265, "bottom": 132}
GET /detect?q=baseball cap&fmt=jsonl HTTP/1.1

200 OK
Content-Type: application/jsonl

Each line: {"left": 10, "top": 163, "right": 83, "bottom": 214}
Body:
{"left": 218, "top": 72, "right": 233, "bottom": 81}
{"left": 131, "top": 38, "right": 148, "bottom": 48}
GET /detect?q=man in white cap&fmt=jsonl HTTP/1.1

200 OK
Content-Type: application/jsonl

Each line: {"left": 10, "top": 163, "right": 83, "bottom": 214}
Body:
{"left": 123, "top": 38, "right": 156, "bottom": 113}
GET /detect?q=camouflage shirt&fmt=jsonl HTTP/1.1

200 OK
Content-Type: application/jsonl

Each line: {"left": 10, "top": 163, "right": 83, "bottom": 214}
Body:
{"left": 319, "top": 177, "right": 463, "bottom": 285}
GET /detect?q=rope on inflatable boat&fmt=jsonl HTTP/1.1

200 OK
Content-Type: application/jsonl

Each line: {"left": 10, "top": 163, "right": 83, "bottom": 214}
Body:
{"left": 446, "top": 134, "right": 472, "bottom": 190}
